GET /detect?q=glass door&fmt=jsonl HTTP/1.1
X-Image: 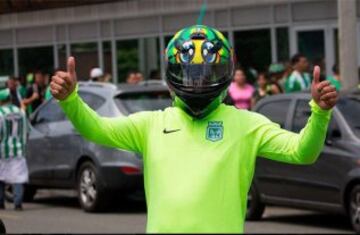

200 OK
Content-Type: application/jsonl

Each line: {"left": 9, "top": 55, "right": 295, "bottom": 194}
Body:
{"left": 292, "top": 26, "right": 336, "bottom": 77}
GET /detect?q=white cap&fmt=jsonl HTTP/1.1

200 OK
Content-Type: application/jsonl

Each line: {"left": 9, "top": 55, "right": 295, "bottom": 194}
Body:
{"left": 90, "top": 68, "right": 104, "bottom": 79}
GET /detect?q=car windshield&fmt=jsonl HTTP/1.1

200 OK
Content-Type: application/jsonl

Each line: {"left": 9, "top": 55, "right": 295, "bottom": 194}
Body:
{"left": 337, "top": 96, "right": 360, "bottom": 138}
{"left": 115, "top": 91, "right": 172, "bottom": 114}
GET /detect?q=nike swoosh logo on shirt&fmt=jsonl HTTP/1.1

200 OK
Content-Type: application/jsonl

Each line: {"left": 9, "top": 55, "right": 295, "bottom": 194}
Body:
{"left": 163, "top": 128, "right": 181, "bottom": 134}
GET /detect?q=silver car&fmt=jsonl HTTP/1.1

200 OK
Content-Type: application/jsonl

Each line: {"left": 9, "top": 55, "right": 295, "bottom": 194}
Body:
{"left": 25, "top": 81, "right": 171, "bottom": 212}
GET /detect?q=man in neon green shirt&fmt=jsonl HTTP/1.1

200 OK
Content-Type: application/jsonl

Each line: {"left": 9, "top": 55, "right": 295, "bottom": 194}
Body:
{"left": 50, "top": 25, "right": 338, "bottom": 233}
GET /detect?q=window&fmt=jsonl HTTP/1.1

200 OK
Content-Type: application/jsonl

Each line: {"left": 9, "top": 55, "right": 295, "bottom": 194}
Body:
{"left": 297, "top": 30, "right": 325, "bottom": 68}
{"left": 115, "top": 91, "right": 171, "bottom": 114}
{"left": 337, "top": 97, "right": 360, "bottom": 138}
{"left": 234, "top": 29, "right": 271, "bottom": 77}
{"left": 34, "top": 98, "right": 65, "bottom": 124}
{"left": 333, "top": 28, "right": 339, "bottom": 64}
{"left": 33, "top": 92, "right": 105, "bottom": 124}
{"left": 18, "top": 46, "right": 54, "bottom": 77}
{"left": 141, "top": 37, "right": 160, "bottom": 79}
{"left": 0, "top": 49, "right": 14, "bottom": 76}
{"left": 117, "top": 39, "right": 139, "bottom": 82}
{"left": 78, "top": 91, "right": 106, "bottom": 110}
{"left": 103, "top": 41, "right": 112, "bottom": 78}
{"left": 117, "top": 37, "right": 161, "bottom": 82}
{"left": 276, "top": 27, "right": 289, "bottom": 62}
{"left": 257, "top": 100, "right": 291, "bottom": 128}
{"left": 57, "top": 44, "right": 67, "bottom": 71}
{"left": 292, "top": 100, "right": 311, "bottom": 133}
{"left": 71, "top": 42, "right": 98, "bottom": 81}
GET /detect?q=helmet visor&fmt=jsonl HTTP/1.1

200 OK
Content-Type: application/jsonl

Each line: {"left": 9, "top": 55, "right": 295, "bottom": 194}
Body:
{"left": 166, "top": 63, "right": 233, "bottom": 94}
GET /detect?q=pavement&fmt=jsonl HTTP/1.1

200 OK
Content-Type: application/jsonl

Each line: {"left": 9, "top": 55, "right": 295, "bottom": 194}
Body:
{"left": 0, "top": 189, "right": 355, "bottom": 234}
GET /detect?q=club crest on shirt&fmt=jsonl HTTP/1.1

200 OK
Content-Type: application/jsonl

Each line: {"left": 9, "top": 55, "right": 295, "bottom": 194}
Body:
{"left": 206, "top": 121, "right": 223, "bottom": 142}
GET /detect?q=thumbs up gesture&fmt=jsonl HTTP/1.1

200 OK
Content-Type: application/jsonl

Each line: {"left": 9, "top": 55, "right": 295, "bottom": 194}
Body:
{"left": 50, "top": 57, "right": 77, "bottom": 101}
{"left": 311, "top": 66, "right": 338, "bottom": 110}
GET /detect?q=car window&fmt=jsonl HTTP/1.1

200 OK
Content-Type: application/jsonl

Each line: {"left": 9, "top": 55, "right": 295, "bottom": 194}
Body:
{"left": 34, "top": 98, "right": 65, "bottom": 124}
{"left": 78, "top": 91, "right": 105, "bottom": 110}
{"left": 292, "top": 100, "right": 311, "bottom": 133}
{"left": 257, "top": 100, "right": 291, "bottom": 128}
{"left": 33, "top": 91, "right": 105, "bottom": 124}
{"left": 115, "top": 91, "right": 172, "bottom": 114}
{"left": 337, "top": 97, "right": 360, "bottom": 138}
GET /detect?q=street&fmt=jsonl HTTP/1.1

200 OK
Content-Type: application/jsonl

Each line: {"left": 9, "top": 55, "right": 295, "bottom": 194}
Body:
{"left": 0, "top": 189, "right": 354, "bottom": 234}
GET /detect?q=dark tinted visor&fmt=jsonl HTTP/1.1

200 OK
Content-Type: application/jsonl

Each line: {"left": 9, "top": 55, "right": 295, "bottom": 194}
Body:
{"left": 166, "top": 63, "right": 233, "bottom": 89}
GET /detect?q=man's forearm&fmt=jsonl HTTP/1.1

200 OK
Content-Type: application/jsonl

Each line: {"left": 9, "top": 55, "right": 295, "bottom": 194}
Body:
{"left": 22, "top": 93, "right": 39, "bottom": 105}
{"left": 258, "top": 99, "right": 332, "bottom": 164}
{"left": 291, "top": 99, "right": 332, "bottom": 164}
{"left": 58, "top": 88, "right": 118, "bottom": 147}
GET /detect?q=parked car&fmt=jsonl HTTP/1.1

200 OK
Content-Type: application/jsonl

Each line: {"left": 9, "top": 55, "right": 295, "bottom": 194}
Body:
{"left": 21, "top": 81, "right": 171, "bottom": 212}
{"left": 248, "top": 91, "right": 360, "bottom": 232}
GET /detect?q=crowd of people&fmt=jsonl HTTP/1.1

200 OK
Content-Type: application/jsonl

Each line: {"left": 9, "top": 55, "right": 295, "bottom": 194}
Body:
{"left": 225, "top": 53, "right": 343, "bottom": 110}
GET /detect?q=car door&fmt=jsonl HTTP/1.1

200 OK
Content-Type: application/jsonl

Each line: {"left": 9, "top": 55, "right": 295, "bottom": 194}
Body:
{"left": 281, "top": 99, "right": 344, "bottom": 205}
{"left": 255, "top": 98, "right": 293, "bottom": 198}
{"left": 27, "top": 98, "right": 67, "bottom": 182}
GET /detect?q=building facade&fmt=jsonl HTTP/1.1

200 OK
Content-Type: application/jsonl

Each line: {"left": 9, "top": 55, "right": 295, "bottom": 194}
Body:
{"left": 0, "top": 0, "right": 359, "bottom": 82}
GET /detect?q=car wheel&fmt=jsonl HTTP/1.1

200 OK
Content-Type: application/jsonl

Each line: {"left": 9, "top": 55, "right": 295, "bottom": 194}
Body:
{"left": 77, "top": 161, "right": 109, "bottom": 212}
{"left": 246, "top": 185, "right": 265, "bottom": 221}
{"left": 5, "top": 184, "right": 37, "bottom": 202}
{"left": 349, "top": 185, "right": 360, "bottom": 233}
{"left": 0, "top": 218, "right": 6, "bottom": 234}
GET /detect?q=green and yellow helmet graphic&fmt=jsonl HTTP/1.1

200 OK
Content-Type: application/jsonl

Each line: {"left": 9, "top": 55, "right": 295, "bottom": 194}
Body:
{"left": 165, "top": 25, "right": 234, "bottom": 119}
{"left": 166, "top": 25, "right": 233, "bottom": 65}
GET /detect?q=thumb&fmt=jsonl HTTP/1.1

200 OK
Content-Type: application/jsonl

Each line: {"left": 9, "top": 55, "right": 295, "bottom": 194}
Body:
{"left": 67, "top": 56, "right": 76, "bottom": 80}
{"left": 312, "top": 65, "right": 321, "bottom": 84}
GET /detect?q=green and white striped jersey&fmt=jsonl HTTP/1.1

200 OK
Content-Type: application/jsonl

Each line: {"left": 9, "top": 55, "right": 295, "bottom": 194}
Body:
{"left": 0, "top": 104, "right": 28, "bottom": 159}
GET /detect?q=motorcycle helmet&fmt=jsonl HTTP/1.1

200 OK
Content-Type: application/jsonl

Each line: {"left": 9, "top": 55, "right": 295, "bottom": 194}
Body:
{"left": 165, "top": 25, "right": 234, "bottom": 118}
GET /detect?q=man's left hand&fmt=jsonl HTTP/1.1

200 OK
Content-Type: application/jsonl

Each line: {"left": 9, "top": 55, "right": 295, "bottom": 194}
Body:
{"left": 311, "top": 66, "right": 338, "bottom": 110}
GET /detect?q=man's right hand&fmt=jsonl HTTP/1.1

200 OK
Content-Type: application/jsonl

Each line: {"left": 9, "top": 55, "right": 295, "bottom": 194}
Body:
{"left": 50, "top": 57, "right": 77, "bottom": 101}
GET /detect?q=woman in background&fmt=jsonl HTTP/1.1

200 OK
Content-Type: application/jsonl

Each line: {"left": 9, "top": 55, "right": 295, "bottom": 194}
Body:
{"left": 251, "top": 72, "right": 280, "bottom": 107}
{"left": 228, "top": 68, "right": 255, "bottom": 110}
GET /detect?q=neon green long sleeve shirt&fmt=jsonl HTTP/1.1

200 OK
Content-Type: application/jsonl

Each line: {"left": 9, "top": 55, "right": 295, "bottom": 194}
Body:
{"left": 59, "top": 89, "right": 332, "bottom": 233}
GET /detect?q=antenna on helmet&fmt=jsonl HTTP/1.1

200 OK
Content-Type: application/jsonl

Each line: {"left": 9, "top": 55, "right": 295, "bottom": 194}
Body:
{"left": 196, "top": 1, "right": 207, "bottom": 25}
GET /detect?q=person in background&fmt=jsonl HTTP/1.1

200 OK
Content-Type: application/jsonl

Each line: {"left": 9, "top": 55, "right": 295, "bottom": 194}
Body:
{"left": 0, "top": 89, "right": 29, "bottom": 211}
{"left": 126, "top": 70, "right": 144, "bottom": 84}
{"left": 18, "top": 76, "right": 27, "bottom": 100}
{"left": 135, "top": 71, "right": 144, "bottom": 84}
{"left": 45, "top": 69, "right": 60, "bottom": 101}
{"left": 26, "top": 72, "right": 34, "bottom": 87}
{"left": 126, "top": 71, "right": 137, "bottom": 84}
{"left": 247, "top": 67, "right": 258, "bottom": 85}
{"left": 327, "top": 64, "right": 341, "bottom": 91}
{"left": 268, "top": 63, "right": 285, "bottom": 93}
{"left": 228, "top": 67, "right": 255, "bottom": 110}
{"left": 251, "top": 72, "right": 280, "bottom": 107}
{"left": 6, "top": 76, "right": 25, "bottom": 110}
{"left": 99, "top": 73, "right": 112, "bottom": 83}
{"left": 283, "top": 61, "right": 293, "bottom": 84}
{"left": 22, "top": 70, "right": 47, "bottom": 114}
{"left": 285, "top": 53, "right": 311, "bottom": 93}
{"left": 89, "top": 67, "right": 104, "bottom": 82}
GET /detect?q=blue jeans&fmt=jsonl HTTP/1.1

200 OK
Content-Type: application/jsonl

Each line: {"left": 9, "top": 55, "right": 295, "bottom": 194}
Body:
{"left": 0, "top": 181, "right": 23, "bottom": 207}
